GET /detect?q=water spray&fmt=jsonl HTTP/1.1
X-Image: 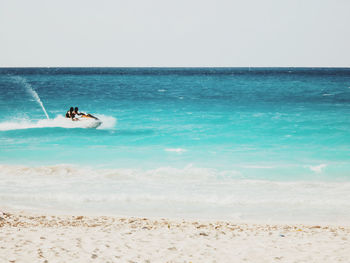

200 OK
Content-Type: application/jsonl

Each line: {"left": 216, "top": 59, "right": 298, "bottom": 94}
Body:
{"left": 13, "top": 76, "right": 50, "bottom": 119}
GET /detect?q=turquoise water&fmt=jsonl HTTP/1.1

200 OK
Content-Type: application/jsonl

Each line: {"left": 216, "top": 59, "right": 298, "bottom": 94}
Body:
{"left": 1, "top": 68, "right": 350, "bottom": 222}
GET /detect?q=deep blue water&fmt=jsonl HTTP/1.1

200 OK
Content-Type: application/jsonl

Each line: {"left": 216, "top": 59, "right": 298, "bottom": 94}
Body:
{"left": 0, "top": 68, "right": 350, "bottom": 222}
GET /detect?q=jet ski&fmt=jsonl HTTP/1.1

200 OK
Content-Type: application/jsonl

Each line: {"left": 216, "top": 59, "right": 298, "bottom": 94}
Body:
{"left": 74, "top": 113, "right": 102, "bottom": 128}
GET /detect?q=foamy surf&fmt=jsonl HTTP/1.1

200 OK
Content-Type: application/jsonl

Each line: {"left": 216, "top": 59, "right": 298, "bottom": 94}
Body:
{"left": 0, "top": 115, "right": 116, "bottom": 131}
{"left": 0, "top": 164, "right": 350, "bottom": 223}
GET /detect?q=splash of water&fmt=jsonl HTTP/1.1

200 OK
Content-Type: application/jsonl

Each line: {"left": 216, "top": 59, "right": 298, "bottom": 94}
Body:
{"left": 0, "top": 115, "right": 116, "bottom": 131}
{"left": 13, "top": 76, "right": 50, "bottom": 119}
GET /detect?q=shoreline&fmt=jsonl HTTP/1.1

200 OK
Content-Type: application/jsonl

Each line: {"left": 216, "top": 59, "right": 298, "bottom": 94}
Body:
{"left": 2, "top": 205, "right": 350, "bottom": 227}
{"left": 1, "top": 210, "right": 349, "bottom": 262}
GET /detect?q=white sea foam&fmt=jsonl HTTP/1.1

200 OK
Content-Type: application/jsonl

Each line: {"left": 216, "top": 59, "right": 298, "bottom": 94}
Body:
{"left": 241, "top": 165, "right": 274, "bottom": 169}
{"left": 0, "top": 164, "right": 222, "bottom": 181}
{"left": 96, "top": 114, "right": 117, "bottom": 129}
{"left": 0, "top": 115, "right": 116, "bottom": 131}
{"left": 1, "top": 164, "right": 350, "bottom": 222}
{"left": 165, "top": 148, "right": 187, "bottom": 153}
{"left": 308, "top": 164, "right": 327, "bottom": 173}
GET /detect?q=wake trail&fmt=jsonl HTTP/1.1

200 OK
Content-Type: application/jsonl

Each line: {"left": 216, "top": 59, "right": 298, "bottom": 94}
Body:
{"left": 0, "top": 115, "right": 116, "bottom": 131}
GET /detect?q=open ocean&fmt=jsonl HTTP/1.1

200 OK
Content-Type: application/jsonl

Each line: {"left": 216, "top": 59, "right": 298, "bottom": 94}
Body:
{"left": 0, "top": 68, "right": 350, "bottom": 223}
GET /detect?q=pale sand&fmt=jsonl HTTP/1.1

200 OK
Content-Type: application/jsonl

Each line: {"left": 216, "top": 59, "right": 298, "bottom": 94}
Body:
{"left": 0, "top": 211, "right": 349, "bottom": 263}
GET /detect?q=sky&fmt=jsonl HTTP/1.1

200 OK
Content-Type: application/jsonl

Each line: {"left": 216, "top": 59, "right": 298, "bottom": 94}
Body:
{"left": 0, "top": 0, "right": 349, "bottom": 67}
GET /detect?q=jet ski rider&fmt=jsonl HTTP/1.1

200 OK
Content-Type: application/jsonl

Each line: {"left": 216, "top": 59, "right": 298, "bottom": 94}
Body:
{"left": 74, "top": 107, "right": 84, "bottom": 116}
{"left": 65, "top": 107, "right": 78, "bottom": 121}
{"left": 66, "top": 107, "right": 74, "bottom": 118}
{"left": 66, "top": 106, "right": 98, "bottom": 120}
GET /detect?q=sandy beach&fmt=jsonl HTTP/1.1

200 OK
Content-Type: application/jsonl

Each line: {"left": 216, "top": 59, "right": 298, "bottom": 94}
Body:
{"left": 1, "top": 211, "right": 349, "bottom": 263}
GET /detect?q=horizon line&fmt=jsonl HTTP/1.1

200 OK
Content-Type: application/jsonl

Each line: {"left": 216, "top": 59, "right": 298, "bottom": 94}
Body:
{"left": 1, "top": 66, "right": 350, "bottom": 69}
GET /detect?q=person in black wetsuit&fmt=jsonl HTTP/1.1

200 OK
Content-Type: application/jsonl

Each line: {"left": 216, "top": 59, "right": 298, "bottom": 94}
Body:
{"left": 74, "top": 107, "right": 84, "bottom": 116}
{"left": 65, "top": 107, "right": 76, "bottom": 120}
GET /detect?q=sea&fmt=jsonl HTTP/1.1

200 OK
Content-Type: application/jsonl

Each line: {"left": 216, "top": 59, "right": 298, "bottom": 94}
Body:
{"left": 0, "top": 68, "right": 350, "bottom": 224}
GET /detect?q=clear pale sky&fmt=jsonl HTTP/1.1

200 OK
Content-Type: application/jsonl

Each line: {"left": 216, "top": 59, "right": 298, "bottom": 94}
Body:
{"left": 1, "top": 0, "right": 349, "bottom": 67}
